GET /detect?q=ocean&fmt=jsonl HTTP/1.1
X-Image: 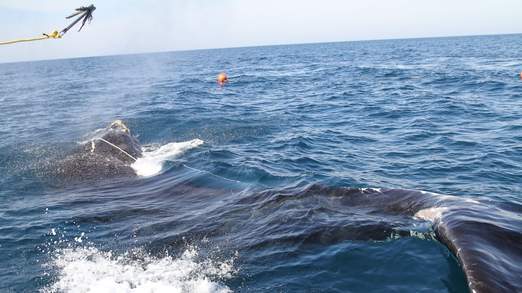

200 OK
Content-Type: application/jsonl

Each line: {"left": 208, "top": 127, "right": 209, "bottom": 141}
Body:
{"left": 0, "top": 34, "right": 521, "bottom": 292}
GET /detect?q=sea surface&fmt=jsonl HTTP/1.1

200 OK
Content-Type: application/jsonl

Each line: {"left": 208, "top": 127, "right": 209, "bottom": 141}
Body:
{"left": 0, "top": 34, "right": 521, "bottom": 292}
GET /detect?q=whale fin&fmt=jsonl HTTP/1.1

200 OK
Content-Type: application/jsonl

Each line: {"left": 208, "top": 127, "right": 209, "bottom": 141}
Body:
{"left": 433, "top": 205, "right": 522, "bottom": 293}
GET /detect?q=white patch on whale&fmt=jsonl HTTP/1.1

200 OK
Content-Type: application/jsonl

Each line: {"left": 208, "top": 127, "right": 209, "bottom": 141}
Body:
{"left": 415, "top": 190, "right": 482, "bottom": 222}
{"left": 414, "top": 207, "right": 449, "bottom": 222}
{"left": 131, "top": 139, "right": 204, "bottom": 177}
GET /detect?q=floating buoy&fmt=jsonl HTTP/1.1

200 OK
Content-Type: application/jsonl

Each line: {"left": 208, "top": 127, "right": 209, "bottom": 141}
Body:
{"left": 520, "top": 72, "right": 522, "bottom": 80}
{"left": 217, "top": 72, "right": 228, "bottom": 85}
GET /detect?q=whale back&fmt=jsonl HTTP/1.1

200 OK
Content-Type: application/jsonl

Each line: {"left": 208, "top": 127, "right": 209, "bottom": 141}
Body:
{"left": 52, "top": 151, "right": 136, "bottom": 182}
{"left": 275, "top": 185, "right": 522, "bottom": 292}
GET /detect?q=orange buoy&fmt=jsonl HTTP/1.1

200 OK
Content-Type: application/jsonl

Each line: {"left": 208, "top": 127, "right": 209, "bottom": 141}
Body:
{"left": 217, "top": 72, "right": 228, "bottom": 85}
{"left": 519, "top": 72, "right": 522, "bottom": 80}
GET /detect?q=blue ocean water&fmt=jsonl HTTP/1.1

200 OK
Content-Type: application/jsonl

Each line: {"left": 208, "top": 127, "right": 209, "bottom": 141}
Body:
{"left": 0, "top": 34, "right": 521, "bottom": 292}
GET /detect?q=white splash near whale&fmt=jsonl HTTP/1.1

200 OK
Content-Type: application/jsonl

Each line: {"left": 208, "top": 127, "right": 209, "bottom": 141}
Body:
{"left": 132, "top": 139, "right": 204, "bottom": 177}
{"left": 43, "top": 246, "right": 234, "bottom": 293}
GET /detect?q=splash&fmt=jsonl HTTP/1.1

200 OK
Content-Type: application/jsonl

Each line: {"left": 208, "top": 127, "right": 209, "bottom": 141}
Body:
{"left": 132, "top": 139, "right": 204, "bottom": 177}
{"left": 43, "top": 246, "right": 235, "bottom": 293}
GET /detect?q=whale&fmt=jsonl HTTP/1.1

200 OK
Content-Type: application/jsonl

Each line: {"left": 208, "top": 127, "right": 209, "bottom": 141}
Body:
{"left": 252, "top": 185, "right": 521, "bottom": 293}
{"left": 47, "top": 122, "right": 521, "bottom": 292}
{"left": 52, "top": 120, "right": 142, "bottom": 182}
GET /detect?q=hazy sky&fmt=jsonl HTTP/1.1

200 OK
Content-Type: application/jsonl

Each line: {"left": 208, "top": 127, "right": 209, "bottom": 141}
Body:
{"left": 1, "top": 0, "right": 521, "bottom": 63}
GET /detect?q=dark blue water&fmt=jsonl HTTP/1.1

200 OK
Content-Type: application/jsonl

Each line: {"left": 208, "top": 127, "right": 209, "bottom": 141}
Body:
{"left": 1, "top": 34, "right": 521, "bottom": 292}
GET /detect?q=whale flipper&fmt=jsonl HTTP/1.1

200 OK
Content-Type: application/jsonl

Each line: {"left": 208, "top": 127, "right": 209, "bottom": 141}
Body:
{"left": 280, "top": 185, "right": 522, "bottom": 292}
{"left": 433, "top": 205, "right": 522, "bottom": 292}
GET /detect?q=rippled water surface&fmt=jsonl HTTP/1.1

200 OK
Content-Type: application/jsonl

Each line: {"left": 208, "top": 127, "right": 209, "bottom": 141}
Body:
{"left": 1, "top": 34, "right": 521, "bottom": 292}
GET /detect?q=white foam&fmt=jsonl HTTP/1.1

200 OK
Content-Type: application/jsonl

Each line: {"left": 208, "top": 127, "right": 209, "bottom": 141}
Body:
{"left": 43, "top": 246, "right": 234, "bottom": 293}
{"left": 132, "top": 139, "right": 204, "bottom": 177}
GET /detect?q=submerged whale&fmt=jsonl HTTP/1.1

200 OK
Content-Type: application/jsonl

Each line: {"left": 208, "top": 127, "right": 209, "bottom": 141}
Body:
{"left": 255, "top": 185, "right": 521, "bottom": 293}
{"left": 48, "top": 122, "right": 521, "bottom": 292}
{"left": 53, "top": 120, "right": 142, "bottom": 181}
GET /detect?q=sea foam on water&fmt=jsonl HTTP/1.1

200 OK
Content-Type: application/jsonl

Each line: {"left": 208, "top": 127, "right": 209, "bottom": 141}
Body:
{"left": 43, "top": 246, "right": 234, "bottom": 293}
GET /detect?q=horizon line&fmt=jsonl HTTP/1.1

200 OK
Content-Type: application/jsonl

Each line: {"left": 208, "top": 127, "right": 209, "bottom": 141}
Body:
{"left": 1, "top": 32, "right": 521, "bottom": 66}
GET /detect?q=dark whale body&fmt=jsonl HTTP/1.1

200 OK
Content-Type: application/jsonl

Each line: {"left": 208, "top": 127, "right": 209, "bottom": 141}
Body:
{"left": 53, "top": 120, "right": 142, "bottom": 182}
{"left": 49, "top": 123, "right": 521, "bottom": 292}
{"left": 273, "top": 185, "right": 521, "bottom": 293}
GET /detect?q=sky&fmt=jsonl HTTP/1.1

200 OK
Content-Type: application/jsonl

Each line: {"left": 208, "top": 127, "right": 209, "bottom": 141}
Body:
{"left": 0, "top": 0, "right": 521, "bottom": 63}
